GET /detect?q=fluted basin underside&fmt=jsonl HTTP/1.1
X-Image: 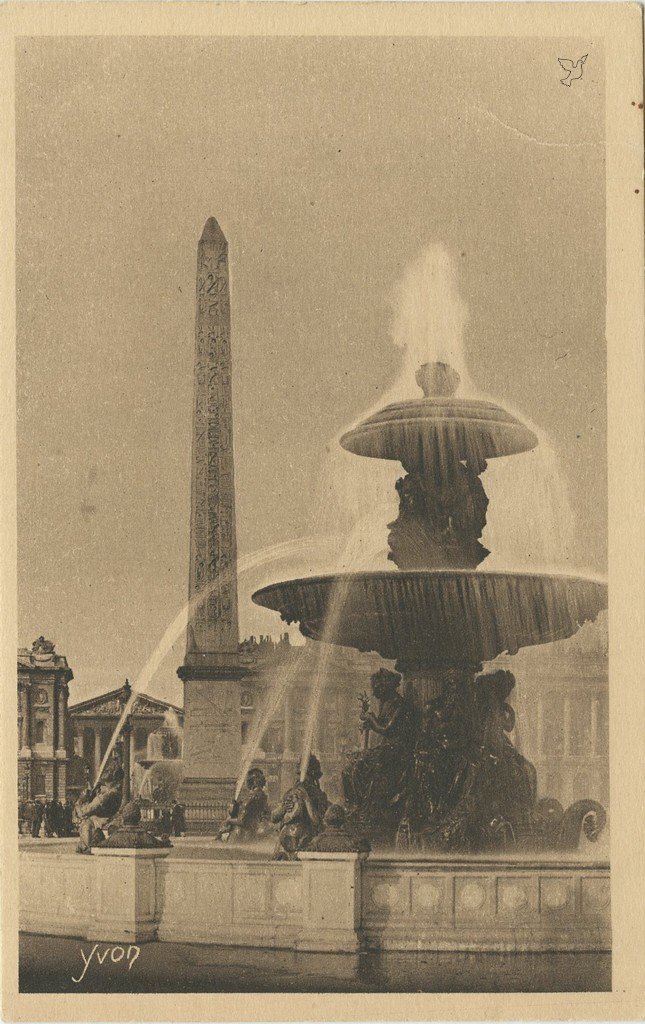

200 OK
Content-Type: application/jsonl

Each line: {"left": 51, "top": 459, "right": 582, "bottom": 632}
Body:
{"left": 252, "top": 571, "right": 608, "bottom": 665}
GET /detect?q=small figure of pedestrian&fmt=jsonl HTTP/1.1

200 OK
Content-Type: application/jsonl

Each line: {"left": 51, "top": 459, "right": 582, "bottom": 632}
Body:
{"left": 43, "top": 799, "right": 55, "bottom": 837}
{"left": 171, "top": 799, "right": 186, "bottom": 837}
{"left": 64, "top": 798, "right": 75, "bottom": 836}
{"left": 31, "top": 800, "right": 43, "bottom": 838}
{"left": 159, "top": 806, "right": 172, "bottom": 835}
{"left": 22, "top": 800, "right": 35, "bottom": 837}
{"left": 55, "top": 799, "right": 66, "bottom": 836}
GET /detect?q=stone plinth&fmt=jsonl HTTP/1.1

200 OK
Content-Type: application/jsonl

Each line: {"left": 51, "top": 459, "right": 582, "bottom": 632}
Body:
{"left": 298, "top": 852, "right": 367, "bottom": 952}
{"left": 88, "top": 847, "right": 171, "bottom": 944}
{"left": 177, "top": 661, "right": 246, "bottom": 819}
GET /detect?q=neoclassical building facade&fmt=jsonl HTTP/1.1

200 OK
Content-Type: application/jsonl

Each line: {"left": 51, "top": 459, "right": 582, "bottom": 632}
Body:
{"left": 18, "top": 637, "right": 73, "bottom": 802}
{"left": 68, "top": 684, "right": 184, "bottom": 801}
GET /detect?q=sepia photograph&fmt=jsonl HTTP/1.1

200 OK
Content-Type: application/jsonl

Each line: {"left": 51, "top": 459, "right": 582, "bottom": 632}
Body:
{"left": 1, "top": 2, "right": 644, "bottom": 1018}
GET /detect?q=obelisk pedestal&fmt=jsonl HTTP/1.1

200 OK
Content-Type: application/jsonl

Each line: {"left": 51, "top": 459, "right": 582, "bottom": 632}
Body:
{"left": 177, "top": 218, "right": 246, "bottom": 829}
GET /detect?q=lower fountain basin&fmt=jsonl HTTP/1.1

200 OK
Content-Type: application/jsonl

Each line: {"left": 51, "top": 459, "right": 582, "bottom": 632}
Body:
{"left": 252, "top": 570, "right": 608, "bottom": 665}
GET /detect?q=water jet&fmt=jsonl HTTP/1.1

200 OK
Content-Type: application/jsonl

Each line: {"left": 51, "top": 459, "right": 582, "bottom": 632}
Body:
{"left": 253, "top": 362, "right": 608, "bottom": 852}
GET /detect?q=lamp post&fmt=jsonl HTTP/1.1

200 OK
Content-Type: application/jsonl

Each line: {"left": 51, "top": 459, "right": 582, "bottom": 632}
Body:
{"left": 119, "top": 679, "right": 133, "bottom": 803}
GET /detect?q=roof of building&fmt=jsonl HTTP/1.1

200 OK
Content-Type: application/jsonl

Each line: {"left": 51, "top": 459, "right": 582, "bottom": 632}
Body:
{"left": 70, "top": 688, "right": 183, "bottom": 720}
{"left": 17, "top": 637, "right": 73, "bottom": 680}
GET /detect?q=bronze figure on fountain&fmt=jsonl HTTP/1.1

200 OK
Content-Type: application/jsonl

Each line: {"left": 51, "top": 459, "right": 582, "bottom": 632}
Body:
{"left": 218, "top": 768, "right": 271, "bottom": 844}
{"left": 407, "top": 669, "right": 538, "bottom": 852}
{"left": 342, "top": 668, "right": 416, "bottom": 845}
{"left": 74, "top": 754, "right": 126, "bottom": 853}
{"left": 272, "top": 754, "right": 329, "bottom": 860}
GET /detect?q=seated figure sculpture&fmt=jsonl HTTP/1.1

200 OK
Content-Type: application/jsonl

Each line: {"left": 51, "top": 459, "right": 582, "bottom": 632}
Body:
{"left": 342, "top": 667, "right": 417, "bottom": 845}
{"left": 75, "top": 755, "right": 125, "bottom": 854}
{"left": 95, "top": 801, "right": 171, "bottom": 849}
{"left": 271, "top": 754, "right": 328, "bottom": 860}
{"left": 218, "top": 768, "right": 271, "bottom": 844}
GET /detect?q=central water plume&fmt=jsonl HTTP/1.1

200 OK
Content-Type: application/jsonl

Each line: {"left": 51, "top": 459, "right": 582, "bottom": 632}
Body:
{"left": 391, "top": 244, "right": 472, "bottom": 393}
{"left": 315, "top": 242, "right": 580, "bottom": 576}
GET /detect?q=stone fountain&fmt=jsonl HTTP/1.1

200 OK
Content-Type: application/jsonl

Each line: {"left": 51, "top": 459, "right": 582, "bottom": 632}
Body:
{"left": 253, "top": 362, "right": 608, "bottom": 852}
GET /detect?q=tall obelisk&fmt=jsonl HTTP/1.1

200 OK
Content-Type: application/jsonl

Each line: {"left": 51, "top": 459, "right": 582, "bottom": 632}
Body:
{"left": 177, "top": 217, "right": 245, "bottom": 821}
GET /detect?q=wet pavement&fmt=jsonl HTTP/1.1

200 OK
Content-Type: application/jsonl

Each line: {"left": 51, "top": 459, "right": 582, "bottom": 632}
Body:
{"left": 20, "top": 934, "right": 611, "bottom": 993}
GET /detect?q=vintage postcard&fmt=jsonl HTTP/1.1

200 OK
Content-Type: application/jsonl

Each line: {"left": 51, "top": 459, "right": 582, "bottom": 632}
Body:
{"left": 1, "top": 2, "right": 643, "bottom": 1020}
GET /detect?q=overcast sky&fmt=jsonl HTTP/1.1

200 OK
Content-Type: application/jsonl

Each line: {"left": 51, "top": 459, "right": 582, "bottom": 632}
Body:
{"left": 16, "top": 35, "right": 606, "bottom": 706}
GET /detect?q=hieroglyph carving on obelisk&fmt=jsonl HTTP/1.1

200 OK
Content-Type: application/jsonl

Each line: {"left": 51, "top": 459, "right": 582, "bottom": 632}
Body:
{"left": 187, "top": 217, "right": 239, "bottom": 658}
{"left": 178, "top": 218, "right": 245, "bottom": 816}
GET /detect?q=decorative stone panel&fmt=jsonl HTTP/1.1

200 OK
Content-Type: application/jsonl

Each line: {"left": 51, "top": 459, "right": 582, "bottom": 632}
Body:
{"left": 20, "top": 851, "right": 610, "bottom": 954}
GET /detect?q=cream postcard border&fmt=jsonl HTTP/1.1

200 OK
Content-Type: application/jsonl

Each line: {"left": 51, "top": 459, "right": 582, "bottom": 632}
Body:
{"left": 1, "top": 3, "right": 643, "bottom": 1021}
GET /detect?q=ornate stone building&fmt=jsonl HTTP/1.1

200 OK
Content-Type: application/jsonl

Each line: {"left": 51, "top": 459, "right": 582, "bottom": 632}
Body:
{"left": 499, "top": 615, "right": 609, "bottom": 809}
{"left": 18, "top": 637, "right": 73, "bottom": 801}
{"left": 238, "top": 633, "right": 386, "bottom": 802}
{"left": 68, "top": 684, "right": 183, "bottom": 801}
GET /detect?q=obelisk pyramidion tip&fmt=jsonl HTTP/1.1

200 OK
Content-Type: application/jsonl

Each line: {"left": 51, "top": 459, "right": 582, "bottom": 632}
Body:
{"left": 200, "top": 217, "right": 227, "bottom": 245}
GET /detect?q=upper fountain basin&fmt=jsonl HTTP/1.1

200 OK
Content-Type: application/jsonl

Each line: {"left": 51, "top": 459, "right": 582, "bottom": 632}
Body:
{"left": 340, "top": 397, "right": 538, "bottom": 470}
{"left": 252, "top": 570, "right": 608, "bottom": 666}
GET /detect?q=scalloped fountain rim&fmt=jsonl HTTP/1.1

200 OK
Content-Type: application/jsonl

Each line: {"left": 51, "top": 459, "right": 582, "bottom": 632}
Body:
{"left": 340, "top": 396, "right": 539, "bottom": 462}
{"left": 252, "top": 569, "right": 608, "bottom": 665}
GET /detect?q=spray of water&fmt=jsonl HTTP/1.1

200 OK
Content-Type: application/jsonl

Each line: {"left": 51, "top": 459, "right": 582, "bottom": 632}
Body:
{"left": 234, "top": 644, "right": 309, "bottom": 799}
{"left": 316, "top": 243, "right": 583, "bottom": 577}
{"left": 391, "top": 244, "right": 473, "bottom": 393}
{"left": 136, "top": 759, "right": 184, "bottom": 804}
{"left": 92, "top": 534, "right": 337, "bottom": 788}
{"left": 234, "top": 455, "right": 373, "bottom": 795}
{"left": 297, "top": 518, "right": 387, "bottom": 782}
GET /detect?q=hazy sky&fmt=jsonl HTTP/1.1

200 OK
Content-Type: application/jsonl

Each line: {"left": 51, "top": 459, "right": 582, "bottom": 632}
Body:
{"left": 16, "top": 36, "right": 606, "bottom": 706}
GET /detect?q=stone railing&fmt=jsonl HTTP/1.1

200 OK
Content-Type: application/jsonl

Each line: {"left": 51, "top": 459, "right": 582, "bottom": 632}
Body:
{"left": 19, "top": 848, "right": 610, "bottom": 953}
{"left": 139, "top": 800, "right": 228, "bottom": 828}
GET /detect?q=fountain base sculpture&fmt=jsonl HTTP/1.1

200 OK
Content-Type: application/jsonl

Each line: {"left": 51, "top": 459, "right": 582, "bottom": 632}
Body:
{"left": 335, "top": 665, "right": 606, "bottom": 854}
{"left": 75, "top": 756, "right": 125, "bottom": 854}
{"left": 95, "top": 802, "right": 172, "bottom": 850}
{"left": 271, "top": 755, "right": 329, "bottom": 860}
{"left": 307, "top": 804, "right": 371, "bottom": 854}
{"left": 217, "top": 768, "right": 271, "bottom": 844}
{"left": 342, "top": 668, "right": 417, "bottom": 846}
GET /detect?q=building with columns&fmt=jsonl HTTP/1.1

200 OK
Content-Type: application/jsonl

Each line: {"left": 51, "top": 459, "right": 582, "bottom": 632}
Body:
{"left": 68, "top": 683, "right": 183, "bottom": 802}
{"left": 500, "top": 615, "right": 609, "bottom": 809}
{"left": 238, "top": 633, "right": 386, "bottom": 802}
{"left": 18, "top": 637, "right": 73, "bottom": 802}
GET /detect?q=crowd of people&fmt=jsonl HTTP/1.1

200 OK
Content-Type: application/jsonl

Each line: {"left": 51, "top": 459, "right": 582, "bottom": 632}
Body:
{"left": 150, "top": 800, "right": 186, "bottom": 837}
{"left": 18, "top": 798, "right": 77, "bottom": 838}
{"left": 19, "top": 793, "right": 188, "bottom": 842}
